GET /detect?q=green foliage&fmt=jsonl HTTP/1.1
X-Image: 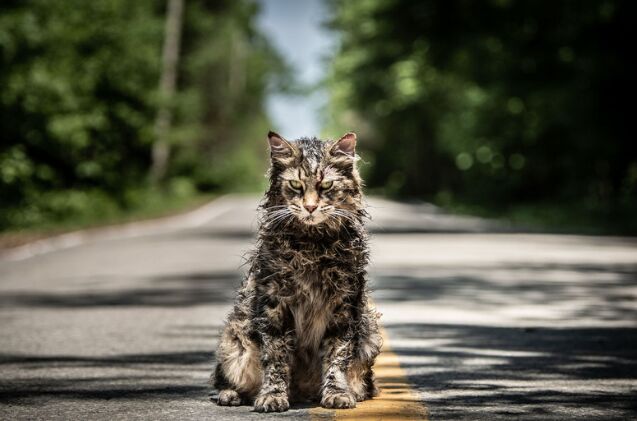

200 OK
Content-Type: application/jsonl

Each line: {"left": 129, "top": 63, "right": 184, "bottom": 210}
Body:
{"left": 327, "top": 0, "right": 636, "bottom": 217}
{"left": 2, "top": 187, "right": 213, "bottom": 235}
{"left": 0, "top": 0, "right": 282, "bottom": 231}
{"left": 0, "top": 0, "right": 161, "bottom": 214}
{"left": 170, "top": 0, "right": 289, "bottom": 193}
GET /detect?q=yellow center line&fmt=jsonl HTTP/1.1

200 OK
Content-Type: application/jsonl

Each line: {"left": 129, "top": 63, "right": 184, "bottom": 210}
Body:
{"left": 310, "top": 328, "right": 429, "bottom": 421}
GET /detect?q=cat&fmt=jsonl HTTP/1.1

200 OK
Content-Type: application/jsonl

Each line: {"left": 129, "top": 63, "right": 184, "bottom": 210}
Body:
{"left": 211, "top": 131, "right": 382, "bottom": 413}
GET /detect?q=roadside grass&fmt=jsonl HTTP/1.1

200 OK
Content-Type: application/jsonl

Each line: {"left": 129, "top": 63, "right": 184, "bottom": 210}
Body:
{"left": 438, "top": 199, "right": 637, "bottom": 236}
{"left": 0, "top": 189, "right": 216, "bottom": 249}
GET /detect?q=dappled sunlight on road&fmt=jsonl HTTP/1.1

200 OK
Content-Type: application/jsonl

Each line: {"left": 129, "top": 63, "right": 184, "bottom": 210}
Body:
{"left": 369, "top": 230, "right": 637, "bottom": 420}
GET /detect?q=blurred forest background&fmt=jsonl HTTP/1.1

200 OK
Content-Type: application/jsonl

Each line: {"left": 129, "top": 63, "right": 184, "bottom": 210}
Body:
{"left": 1, "top": 0, "right": 635, "bottom": 237}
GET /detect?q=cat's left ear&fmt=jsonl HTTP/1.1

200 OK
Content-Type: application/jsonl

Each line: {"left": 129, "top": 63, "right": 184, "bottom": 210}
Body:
{"left": 267, "top": 131, "right": 295, "bottom": 158}
{"left": 331, "top": 132, "right": 357, "bottom": 157}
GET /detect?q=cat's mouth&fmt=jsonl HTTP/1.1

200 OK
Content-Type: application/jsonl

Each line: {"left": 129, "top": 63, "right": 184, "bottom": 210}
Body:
{"left": 300, "top": 213, "right": 327, "bottom": 225}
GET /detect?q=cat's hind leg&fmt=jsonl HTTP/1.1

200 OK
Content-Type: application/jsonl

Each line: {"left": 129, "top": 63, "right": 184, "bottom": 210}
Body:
{"left": 218, "top": 389, "right": 242, "bottom": 406}
{"left": 213, "top": 319, "right": 262, "bottom": 405}
{"left": 348, "top": 307, "right": 383, "bottom": 401}
{"left": 212, "top": 364, "right": 242, "bottom": 406}
{"left": 347, "top": 363, "right": 374, "bottom": 401}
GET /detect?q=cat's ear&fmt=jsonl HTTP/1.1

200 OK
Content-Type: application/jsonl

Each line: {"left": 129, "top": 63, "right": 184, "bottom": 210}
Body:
{"left": 267, "top": 131, "right": 295, "bottom": 158}
{"left": 330, "top": 132, "right": 357, "bottom": 157}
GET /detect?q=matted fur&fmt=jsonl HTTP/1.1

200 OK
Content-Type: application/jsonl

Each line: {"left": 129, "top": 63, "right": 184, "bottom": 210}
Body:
{"left": 212, "top": 133, "right": 382, "bottom": 413}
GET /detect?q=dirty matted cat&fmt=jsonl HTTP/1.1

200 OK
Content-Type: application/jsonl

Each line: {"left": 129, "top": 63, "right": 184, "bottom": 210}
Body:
{"left": 212, "top": 131, "right": 382, "bottom": 413}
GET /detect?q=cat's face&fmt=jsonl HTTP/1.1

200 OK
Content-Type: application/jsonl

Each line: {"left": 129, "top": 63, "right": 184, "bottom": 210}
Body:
{"left": 266, "top": 132, "right": 362, "bottom": 227}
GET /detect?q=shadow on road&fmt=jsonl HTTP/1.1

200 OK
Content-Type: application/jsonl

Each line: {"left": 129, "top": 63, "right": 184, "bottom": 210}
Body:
{"left": 0, "top": 345, "right": 216, "bottom": 404}
{"left": 383, "top": 323, "right": 637, "bottom": 420}
{"left": 373, "top": 262, "right": 637, "bottom": 323}
{"left": 371, "top": 260, "right": 637, "bottom": 420}
{"left": 0, "top": 271, "right": 243, "bottom": 308}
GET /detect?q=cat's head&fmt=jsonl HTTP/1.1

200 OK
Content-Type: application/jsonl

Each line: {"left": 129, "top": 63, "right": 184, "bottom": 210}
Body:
{"left": 263, "top": 131, "right": 364, "bottom": 228}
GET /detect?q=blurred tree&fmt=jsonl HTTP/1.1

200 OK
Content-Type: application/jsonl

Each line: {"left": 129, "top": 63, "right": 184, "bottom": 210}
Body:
{"left": 327, "top": 0, "right": 636, "bottom": 215}
{"left": 0, "top": 0, "right": 162, "bottom": 227}
{"left": 151, "top": 0, "right": 185, "bottom": 184}
{"left": 169, "top": 0, "right": 291, "bottom": 193}
{"left": 0, "top": 0, "right": 287, "bottom": 229}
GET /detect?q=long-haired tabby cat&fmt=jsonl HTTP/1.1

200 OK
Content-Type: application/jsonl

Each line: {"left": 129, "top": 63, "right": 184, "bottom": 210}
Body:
{"left": 212, "top": 131, "right": 382, "bottom": 412}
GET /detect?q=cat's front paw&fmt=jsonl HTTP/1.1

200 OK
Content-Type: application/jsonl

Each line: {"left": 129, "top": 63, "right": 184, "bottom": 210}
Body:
{"left": 321, "top": 391, "right": 357, "bottom": 409}
{"left": 254, "top": 392, "right": 290, "bottom": 412}
{"left": 352, "top": 389, "right": 367, "bottom": 402}
{"left": 217, "top": 389, "right": 241, "bottom": 406}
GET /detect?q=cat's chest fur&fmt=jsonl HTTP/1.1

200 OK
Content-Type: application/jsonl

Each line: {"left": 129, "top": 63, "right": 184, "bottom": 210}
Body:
{"left": 290, "top": 267, "right": 348, "bottom": 349}
{"left": 258, "top": 230, "right": 362, "bottom": 352}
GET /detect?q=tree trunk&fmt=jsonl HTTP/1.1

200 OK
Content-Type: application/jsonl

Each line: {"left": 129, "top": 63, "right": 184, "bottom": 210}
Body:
{"left": 150, "top": 0, "right": 184, "bottom": 184}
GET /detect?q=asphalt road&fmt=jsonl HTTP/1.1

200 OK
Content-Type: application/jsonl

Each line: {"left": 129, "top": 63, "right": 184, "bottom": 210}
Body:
{"left": 1, "top": 195, "right": 636, "bottom": 420}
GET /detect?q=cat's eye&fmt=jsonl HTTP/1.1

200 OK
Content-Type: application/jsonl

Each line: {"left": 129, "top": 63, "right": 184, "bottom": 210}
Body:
{"left": 289, "top": 180, "right": 303, "bottom": 190}
{"left": 320, "top": 180, "right": 333, "bottom": 190}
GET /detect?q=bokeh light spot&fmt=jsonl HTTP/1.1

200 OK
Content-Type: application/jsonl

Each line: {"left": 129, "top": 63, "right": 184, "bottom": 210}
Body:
{"left": 476, "top": 146, "right": 493, "bottom": 163}
{"left": 456, "top": 153, "right": 474, "bottom": 171}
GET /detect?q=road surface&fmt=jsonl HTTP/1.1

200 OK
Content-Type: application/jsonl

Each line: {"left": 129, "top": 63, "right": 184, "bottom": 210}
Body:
{"left": 1, "top": 195, "right": 636, "bottom": 420}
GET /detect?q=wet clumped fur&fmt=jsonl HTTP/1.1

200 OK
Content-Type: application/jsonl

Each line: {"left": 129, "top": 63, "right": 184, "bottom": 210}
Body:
{"left": 212, "top": 131, "right": 382, "bottom": 412}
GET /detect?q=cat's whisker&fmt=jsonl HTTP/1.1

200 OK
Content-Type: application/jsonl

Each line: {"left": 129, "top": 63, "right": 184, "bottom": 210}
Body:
{"left": 267, "top": 209, "right": 295, "bottom": 228}
{"left": 264, "top": 208, "right": 291, "bottom": 218}
{"left": 265, "top": 210, "right": 289, "bottom": 219}
{"left": 262, "top": 212, "right": 290, "bottom": 224}
{"left": 263, "top": 214, "right": 290, "bottom": 228}
{"left": 326, "top": 213, "right": 354, "bottom": 240}
{"left": 265, "top": 209, "right": 287, "bottom": 218}
{"left": 266, "top": 213, "right": 292, "bottom": 227}
{"left": 271, "top": 214, "right": 294, "bottom": 231}
{"left": 331, "top": 209, "right": 359, "bottom": 225}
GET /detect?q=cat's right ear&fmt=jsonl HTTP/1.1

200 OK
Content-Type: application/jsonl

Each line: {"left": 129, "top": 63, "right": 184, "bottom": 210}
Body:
{"left": 267, "top": 131, "right": 295, "bottom": 159}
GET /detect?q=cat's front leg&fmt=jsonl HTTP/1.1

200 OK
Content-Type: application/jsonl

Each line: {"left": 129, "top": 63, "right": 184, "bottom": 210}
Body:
{"left": 253, "top": 307, "right": 293, "bottom": 412}
{"left": 320, "top": 333, "right": 357, "bottom": 409}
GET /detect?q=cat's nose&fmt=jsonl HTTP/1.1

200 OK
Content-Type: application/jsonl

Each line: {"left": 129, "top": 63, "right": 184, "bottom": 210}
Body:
{"left": 304, "top": 204, "right": 318, "bottom": 214}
